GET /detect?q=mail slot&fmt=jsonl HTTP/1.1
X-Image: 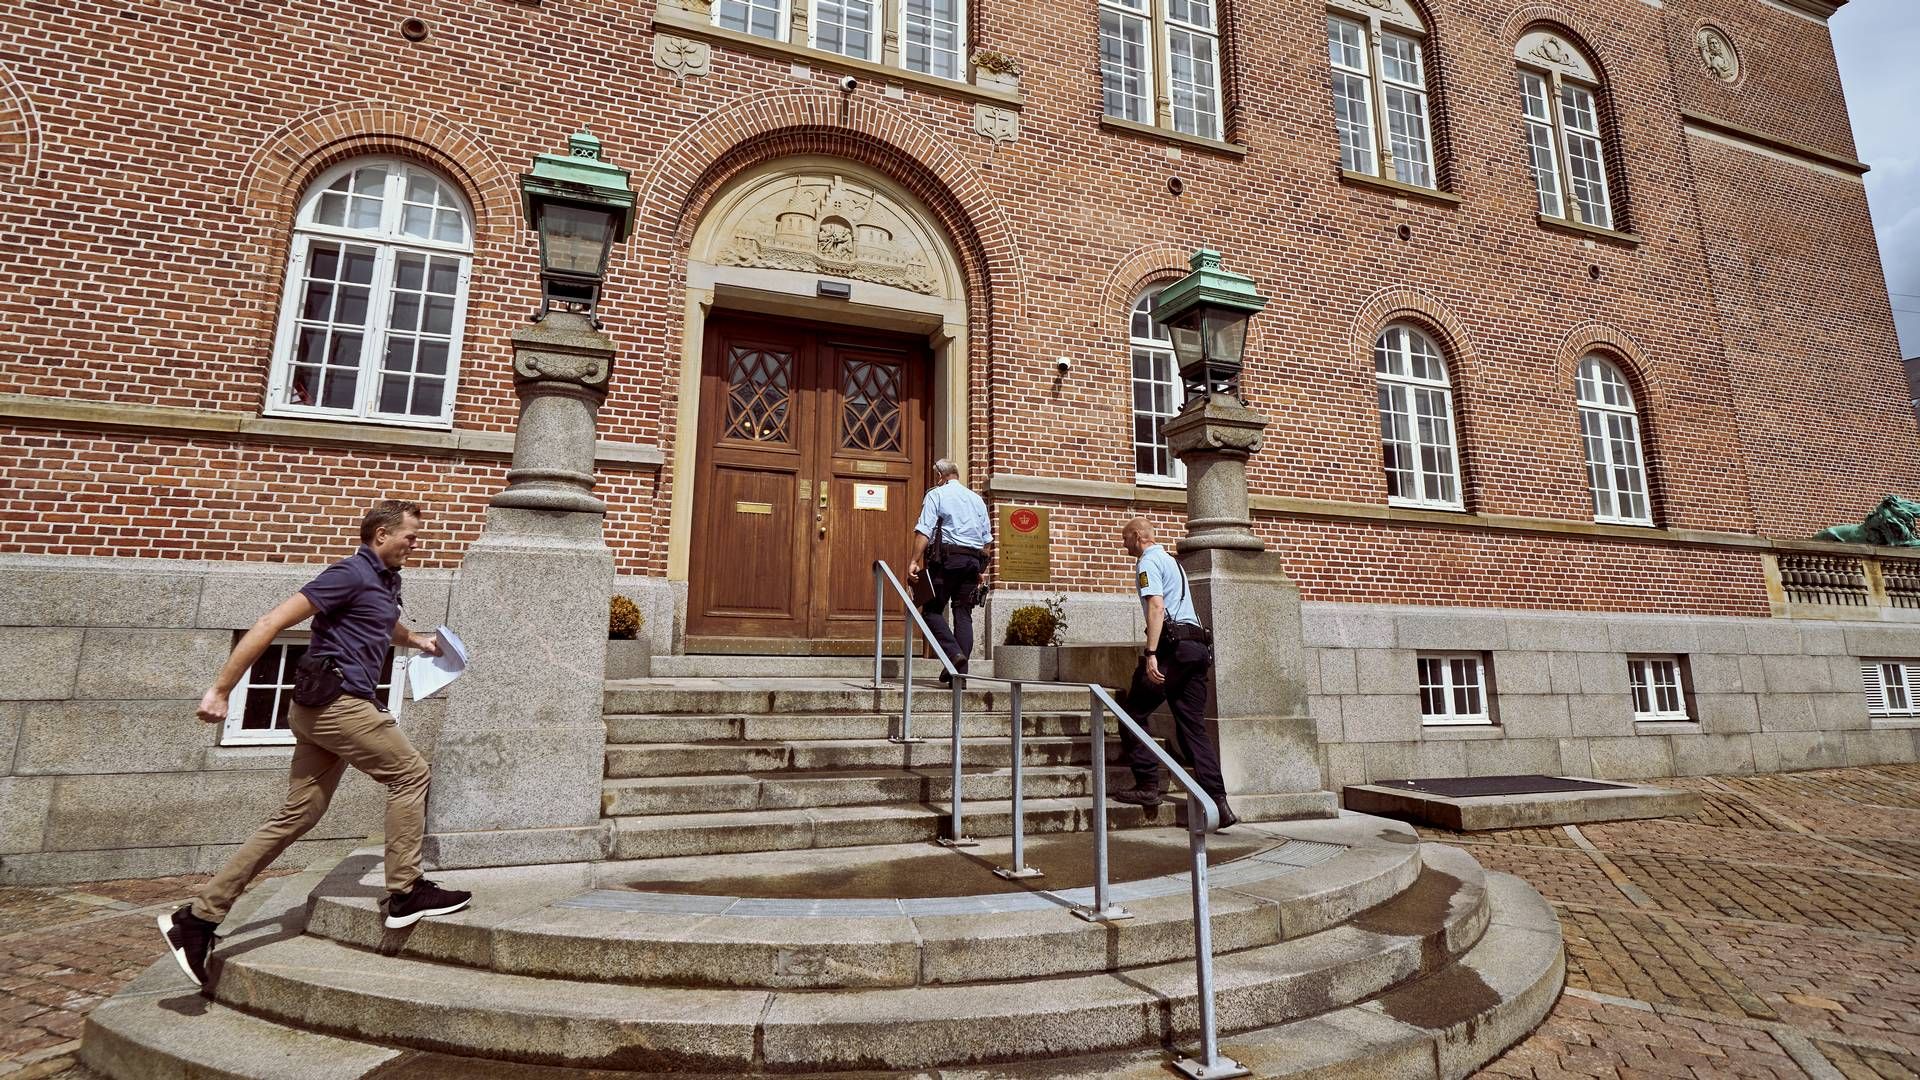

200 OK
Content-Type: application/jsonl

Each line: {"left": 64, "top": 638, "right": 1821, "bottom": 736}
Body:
{"left": 735, "top": 501, "right": 774, "bottom": 515}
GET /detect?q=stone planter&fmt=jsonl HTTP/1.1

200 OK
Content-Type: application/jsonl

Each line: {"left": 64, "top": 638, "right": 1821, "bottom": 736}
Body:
{"left": 1057, "top": 643, "right": 1140, "bottom": 690}
{"left": 605, "top": 638, "right": 651, "bottom": 680}
{"left": 992, "top": 644, "right": 1057, "bottom": 682}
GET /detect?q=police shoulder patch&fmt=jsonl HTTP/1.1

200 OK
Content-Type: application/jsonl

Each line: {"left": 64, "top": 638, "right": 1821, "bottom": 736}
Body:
{"left": 1137, "top": 571, "right": 1149, "bottom": 588}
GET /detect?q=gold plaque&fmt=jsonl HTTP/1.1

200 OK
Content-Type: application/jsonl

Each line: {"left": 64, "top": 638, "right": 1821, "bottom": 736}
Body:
{"left": 735, "top": 501, "right": 773, "bottom": 515}
{"left": 854, "top": 460, "right": 889, "bottom": 474}
{"left": 997, "top": 505, "right": 1050, "bottom": 583}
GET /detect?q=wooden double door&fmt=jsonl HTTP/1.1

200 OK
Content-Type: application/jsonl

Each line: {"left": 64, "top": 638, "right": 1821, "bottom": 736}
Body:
{"left": 687, "top": 314, "right": 931, "bottom": 646}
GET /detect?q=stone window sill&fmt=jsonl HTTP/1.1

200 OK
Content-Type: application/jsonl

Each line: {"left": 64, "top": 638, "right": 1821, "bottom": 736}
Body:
{"left": 1339, "top": 170, "right": 1462, "bottom": 207}
{"left": 652, "top": 7, "right": 1024, "bottom": 110}
{"left": 1099, "top": 116, "right": 1249, "bottom": 158}
{"left": 1420, "top": 724, "right": 1504, "bottom": 739}
{"left": 1537, "top": 213, "right": 1641, "bottom": 247}
{"left": 1870, "top": 717, "right": 1920, "bottom": 729}
{"left": 1633, "top": 719, "right": 1701, "bottom": 736}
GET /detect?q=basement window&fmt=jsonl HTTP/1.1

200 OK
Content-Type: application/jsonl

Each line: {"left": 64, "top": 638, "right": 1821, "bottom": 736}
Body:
{"left": 222, "top": 633, "right": 403, "bottom": 746}
{"left": 1419, "top": 652, "right": 1492, "bottom": 726}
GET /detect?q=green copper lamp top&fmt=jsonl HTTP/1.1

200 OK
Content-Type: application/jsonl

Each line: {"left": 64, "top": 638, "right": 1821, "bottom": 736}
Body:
{"left": 1150, "top": 248, "right": 1269, "bottom": 325}
{"left": 520, "top": 128, "right": 636, "bottom": 242}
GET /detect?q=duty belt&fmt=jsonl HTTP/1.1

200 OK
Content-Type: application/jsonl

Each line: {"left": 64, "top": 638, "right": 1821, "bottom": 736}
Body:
{"left": 1165, "top": 621, "right": 1212, "bottom": 643}
{"left": 943, "top": 545, "right": 988, "bottom": 558}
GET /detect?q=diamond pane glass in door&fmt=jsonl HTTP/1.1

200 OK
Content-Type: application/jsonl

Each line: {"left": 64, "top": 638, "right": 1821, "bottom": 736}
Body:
{"left": 725, "top": 347, "right": 794, "bottom": 443}
{"left": 840, "top": 359, "right": 902, "bottom": 452}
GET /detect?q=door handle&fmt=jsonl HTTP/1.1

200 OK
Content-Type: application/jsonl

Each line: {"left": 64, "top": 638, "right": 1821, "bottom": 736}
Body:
{"left": 817, "top": 483, "right": 829, "bottom": 538}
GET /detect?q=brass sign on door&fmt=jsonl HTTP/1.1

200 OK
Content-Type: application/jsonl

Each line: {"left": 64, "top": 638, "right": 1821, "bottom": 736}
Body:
{"left": 997, "top": 505, "right": 1051, "bottom": 583}
{"left": 735, "top": 501, "right": 773, "bottom": 515}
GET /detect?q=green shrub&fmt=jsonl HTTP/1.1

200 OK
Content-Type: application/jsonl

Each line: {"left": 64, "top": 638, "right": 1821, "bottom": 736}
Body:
{"left": 1003, "top": 596, "right": 1068, "bottom": 646}
{"left": 608, "top": 595, "right": 643, "bottom": 640}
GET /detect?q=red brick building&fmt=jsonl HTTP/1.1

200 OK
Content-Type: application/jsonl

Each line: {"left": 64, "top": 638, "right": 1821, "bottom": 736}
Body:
{"left": 3, "top": 0, "right": 1919, "bottom": 879}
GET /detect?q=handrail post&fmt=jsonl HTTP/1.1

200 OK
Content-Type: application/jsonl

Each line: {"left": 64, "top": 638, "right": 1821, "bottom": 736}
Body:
{"left": 936, "top": 670, "right": 977, "bottom": 848}
{"left": 1073, "top": 689, "right": 1130, "bottom": 922}
{"left": 1170, "top": 818, "right": 1246, "bottom": 1079}
{"left": 893, "top": 598, "right": 920, "bottom": 745}
{"left": 871, "top": 567, "right": 885, "bottom": 690}
{"left": 994, "top": 681, "right": 1041, "bottom": 879}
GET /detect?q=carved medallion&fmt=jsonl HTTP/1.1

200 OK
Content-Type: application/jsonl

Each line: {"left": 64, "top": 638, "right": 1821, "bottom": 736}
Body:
{"left": 716, "top": 175, "right": 943, "bottom": 296}
{"left": 1698, "top": 26, "right": 1740, "bottom": 84}
{"left": 1514, "top": 30, "right": 1596, "bottom": 82}
{"left": 653, "top": 33, "right": 712, "bottom": 83}
{"left": 1326, "top": 0, "right": 1424, "bottom": 31}
{"left": 974, "top": 104, "right": 1019, "bottom": 147}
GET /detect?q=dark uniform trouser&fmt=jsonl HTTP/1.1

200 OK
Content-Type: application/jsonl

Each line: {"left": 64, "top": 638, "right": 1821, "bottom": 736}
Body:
{"left": 920, "top": 552, "right": 983, "bottom": 670}
{"left": 1119, "top": 642, "right": 1228, "bottom": 805}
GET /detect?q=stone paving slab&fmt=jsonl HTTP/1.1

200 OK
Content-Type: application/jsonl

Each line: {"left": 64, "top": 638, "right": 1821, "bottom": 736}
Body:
{"left": 15, "top": 762, "right": 1920, "bottom": 1078}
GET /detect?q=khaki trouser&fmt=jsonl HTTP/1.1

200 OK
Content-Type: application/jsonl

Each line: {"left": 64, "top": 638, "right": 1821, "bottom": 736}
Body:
{"left": 192, "top": 694, "right": 429, "bottom": 923}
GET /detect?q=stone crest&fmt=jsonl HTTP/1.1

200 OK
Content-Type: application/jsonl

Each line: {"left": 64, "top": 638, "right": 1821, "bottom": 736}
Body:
{"left": 973, "top": 105, "right": 1019, "bottom": 146}
{"left": 718, "top": 175, "right": 942, "bottom": 296}
{"left": 653, "top": 33, "right": 712, "bottom": 83}
{"left": 1515, "top": 30, "right": 1596, "bottom": 83}
{"left": 1326, "top": 0, "right": 1424, "bottom": 31}
{"left": 1697, "top": 26, "right": 1740, "bottom": 84}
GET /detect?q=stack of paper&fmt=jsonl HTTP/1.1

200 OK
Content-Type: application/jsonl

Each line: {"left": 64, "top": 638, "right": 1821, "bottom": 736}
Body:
{"left": 408, "top": 625, "right": 469, "bottom": 701}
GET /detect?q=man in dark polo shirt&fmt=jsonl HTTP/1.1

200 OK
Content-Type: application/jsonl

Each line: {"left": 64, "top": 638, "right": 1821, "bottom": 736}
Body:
{"left": 157, "top": 500, "right": 472, "bottom": 988}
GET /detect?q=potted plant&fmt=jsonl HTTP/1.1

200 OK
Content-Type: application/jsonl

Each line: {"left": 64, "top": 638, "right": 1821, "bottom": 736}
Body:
{"left": 971, "top": 50, "right": 1022, "bottom": 93}
{"left": 606, "top": 595, "right": 650, "bottom": 680}
{"left": 995, "top": 595, "right": 1067, "bottom": 681}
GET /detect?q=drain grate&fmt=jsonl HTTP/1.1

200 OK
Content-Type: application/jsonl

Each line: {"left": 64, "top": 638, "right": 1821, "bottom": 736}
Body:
{"left": 1377, "top": 774, "right": 1629, "bottom": 798}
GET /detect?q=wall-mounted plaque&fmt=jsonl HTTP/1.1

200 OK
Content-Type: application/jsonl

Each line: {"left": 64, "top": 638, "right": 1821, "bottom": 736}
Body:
{"left": 735, "top": 501, "right": 773, "bottom": 515}
{"left": 997, "top": 505, "right": 1050, "bottom": 583}
{"left": 854, "top": 484, "right": 887, "bottom": 510}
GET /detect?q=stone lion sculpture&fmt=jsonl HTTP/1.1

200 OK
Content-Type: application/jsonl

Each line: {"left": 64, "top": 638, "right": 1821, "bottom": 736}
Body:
{"left": 1816, "top": 494, "right": 1920, "bottom": 546}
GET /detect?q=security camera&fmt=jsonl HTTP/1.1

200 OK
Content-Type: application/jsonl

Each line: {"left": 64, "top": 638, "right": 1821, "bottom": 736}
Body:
{"left": 837, "top": 75, "right": 858, "bottom": 93}
{"left": 1056, "top": 356, "right": 1072, "bottom": 375}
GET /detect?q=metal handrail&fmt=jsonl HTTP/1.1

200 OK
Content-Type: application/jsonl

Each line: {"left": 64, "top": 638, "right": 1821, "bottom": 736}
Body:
{"left": 869, "top": 560, "right": 1247, "bottom": 1079}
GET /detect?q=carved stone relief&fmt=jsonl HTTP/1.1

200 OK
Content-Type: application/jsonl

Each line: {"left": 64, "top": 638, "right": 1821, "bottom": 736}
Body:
{"left": 1514, "top": 30, "right": 1597, "bottom": 83}
{"left": 716, "top": 175, "right": 944, "bottom": 296}
{"left": 973, "top": 104, "right": 1019, "bottom": 146}
{"left": 1698, "top": 26, "right": 1740, "bottom": 84}
{"left": 1326, "top": 0, "right": 1425, "bottom": 32}
{"left": 653, "top": 34, "right": 712, "bottom": 83}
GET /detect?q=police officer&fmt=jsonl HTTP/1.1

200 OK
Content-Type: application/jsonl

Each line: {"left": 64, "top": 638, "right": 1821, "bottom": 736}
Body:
{"left": 1110, "top": 516, "right": 1237, "bottom": 830}
{"left": 908, "top": 458, "right": 993, "bottom": 685}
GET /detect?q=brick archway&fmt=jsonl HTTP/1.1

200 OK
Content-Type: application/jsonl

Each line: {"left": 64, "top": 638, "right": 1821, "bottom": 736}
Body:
{"left": 1555, "top": 321, "right": 1673, "bottom": 521}
{"left": 0, "top": 62, "right": 41, "bottom": 188}
{"left": 1350, "top": 285, "right": 1487, "bottom": 508}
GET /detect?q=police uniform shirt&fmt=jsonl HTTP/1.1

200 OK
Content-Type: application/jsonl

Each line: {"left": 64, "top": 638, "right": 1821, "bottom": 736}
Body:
{"left": 1136, "top": 543, "right": 1198, "bottom": 626}
{"left": 915, "top": 480, "right": 993, "bottom": 550}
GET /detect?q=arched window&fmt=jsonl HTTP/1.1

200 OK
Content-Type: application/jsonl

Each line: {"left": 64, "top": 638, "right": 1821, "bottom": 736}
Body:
{"left": 267, "top": 159, "right": 472, "bottom": 427}
{"left": 1100, "top": 0, "right": 1224, "bottom": 141}
{"left": 1375, "top": 324, "right": 1461, "bottom": 509}
{"left": 1325, "top": 0, "right": 1437, "bottom": 190}
{"left": 1515, "top": 30, "right": 1615, "bottom": 230}
{"left": 1130, "top": 290, "right": 1185, "bottom": 486}
{"left": 1575, "top": 355, "right": 1651, "bottom": 524}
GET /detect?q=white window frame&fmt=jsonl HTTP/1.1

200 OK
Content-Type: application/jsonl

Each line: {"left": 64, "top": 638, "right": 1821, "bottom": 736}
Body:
{"left": 1863, "top": 660, "right": 1920, "bottom": 718}
{"left": 1516, "top": 37, "right": 1616, "bottom": 230}
{"left": 1576, "top": 355, "right": 1652, "bottom": 526}
{"left": 222, "top": 632, "right": 404, "bottom": 746}
{"left": 266, "top": 158, "right": 473, "bottom": 430}
{"left": 1419, "top": 652, "right": 1491, "bottom": 726}
{"left": 900, "top": 0, "right": 966, "bottom": 81}
{"left": 1627, "top": 655, "right": 1689, "bottom": 721}
{"left": 713, "top": 0, "right": 793, "bottom": 41}
{"left": 1375, "top": 324, "right": 1463, "bottom": 511}
{"left": 1100, "top": 0, "right": 1224, "bottom": 141}
{"left": 1129, "top": 289, "right": 1186, "bottom": 488}
{"left": 810, "top": 0, "right": 880, "bottom": 60}
{"left": 1326, "top": 4, "right": 1436, "bottom": 189}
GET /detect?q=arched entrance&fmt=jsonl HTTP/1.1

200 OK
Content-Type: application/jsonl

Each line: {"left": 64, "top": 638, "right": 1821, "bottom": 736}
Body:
{"left": 669, "top": 157, "right": 971, "bottom": 653}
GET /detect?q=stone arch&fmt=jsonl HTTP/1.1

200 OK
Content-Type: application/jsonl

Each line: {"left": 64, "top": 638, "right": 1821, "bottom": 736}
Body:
{"left": 235, "top": 100, "right": 518, "bottom": 256}
{"left": 1555, "top": 321, "right": 1671, "bottom": 522}
{"left": 1502, "top": 5, "right": 1636, "bottom": 227}
{"left": 1349, "top": 285, "right": 1487, "bottom": 507}
{"left": 0, "top": 62, "right": 42, "bottom": 187}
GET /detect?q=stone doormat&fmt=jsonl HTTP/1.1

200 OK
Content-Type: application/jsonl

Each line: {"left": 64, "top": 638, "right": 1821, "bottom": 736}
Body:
{"left": 1386, "top": 774, "right": 1629, "bottom": 797}
{"left": 1343, "top": 774, "right": 1703, "bottom": 831}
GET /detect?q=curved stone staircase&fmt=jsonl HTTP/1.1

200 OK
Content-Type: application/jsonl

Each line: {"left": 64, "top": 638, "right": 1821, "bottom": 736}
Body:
{"left": 82, "top": 671, "right": 1564, "bottom": 1078}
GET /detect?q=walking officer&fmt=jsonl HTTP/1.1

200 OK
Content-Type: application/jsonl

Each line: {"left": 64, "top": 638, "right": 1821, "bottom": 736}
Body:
{"left": 907, "top": 458, "right": 993, "bottom": 685}
{"left": 1110, "top": 516, "right": 1238, "bottom": 830}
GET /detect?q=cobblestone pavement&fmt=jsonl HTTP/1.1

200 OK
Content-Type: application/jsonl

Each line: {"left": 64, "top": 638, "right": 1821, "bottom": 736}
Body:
{"left": 4, "top": 765, "right": 1920, "bottom": 1078}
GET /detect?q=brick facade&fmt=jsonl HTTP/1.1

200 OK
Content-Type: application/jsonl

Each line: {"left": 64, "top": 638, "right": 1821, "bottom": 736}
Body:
{"left": 0, "top": 0, "right": 1910, "bottom": 614}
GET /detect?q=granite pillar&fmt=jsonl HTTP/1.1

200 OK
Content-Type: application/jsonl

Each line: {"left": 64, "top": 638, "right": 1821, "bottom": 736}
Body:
{"left": 1165, "top": 393, "right": 1336, "bottom": 819}
{"left": 424, "top": 313, "right": 616, "bottom": 868}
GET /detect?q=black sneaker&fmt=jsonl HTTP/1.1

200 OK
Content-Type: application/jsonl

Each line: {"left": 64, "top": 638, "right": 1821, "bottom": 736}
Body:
{"left": 157, "top": 905, "right": 217, "bottom": 987}
{"left": 1112, "top": 786, "right": 1165, "bottom": 807}
{"left": 384, "top": 879, "right": 472, "bottom": 929}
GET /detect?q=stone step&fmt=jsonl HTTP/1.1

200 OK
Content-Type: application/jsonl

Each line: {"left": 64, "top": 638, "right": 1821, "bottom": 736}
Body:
{"left": 601, "top": 764, "right": 1134, "bottom": 815}
{"left": 604, "top": 794, "right": 1323, "bottom": 860}
{"left": 603, "top": 735, "right": 1139, "bottom": 779}
{"left": 603, "top": 680, "right": 1095, "bottom": 717}
{"left": 649, "top": 655, "right": 989, "bottom": 679}
{"left": 205, "top": 845, "right": 1496, "bottom": 1072}
{"left": 306, "top": 817, "right": 1428, "bottom": 989}
{"left": 603, "top": 710, "right": 1105, "bottom": 744}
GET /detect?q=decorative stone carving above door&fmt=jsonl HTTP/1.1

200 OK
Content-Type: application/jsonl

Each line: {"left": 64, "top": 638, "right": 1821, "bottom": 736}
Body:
{"left": 708, "top": 172, "right": 950, "bottom": 297}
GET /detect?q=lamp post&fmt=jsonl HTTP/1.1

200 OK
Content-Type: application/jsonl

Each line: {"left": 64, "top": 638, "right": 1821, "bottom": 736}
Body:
{"left": 1153, "top": 249, "right": 1271, "bottom": 552}
{"left": 490, "top": 131, "right": 635, "bottom": 515}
